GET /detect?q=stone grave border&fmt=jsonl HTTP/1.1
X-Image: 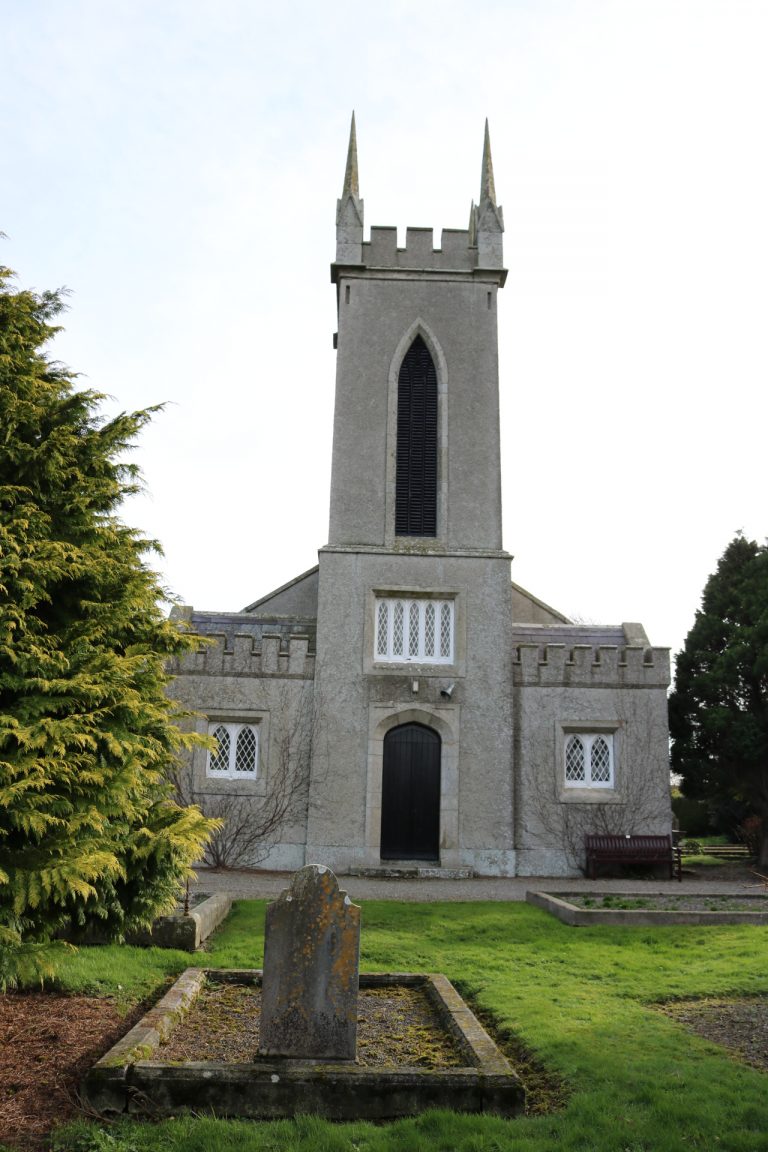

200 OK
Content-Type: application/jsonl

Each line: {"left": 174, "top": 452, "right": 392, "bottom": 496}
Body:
{"left": 527, "top": 890, "right": 768, "bottom": 927}
{"left": 126, "top": 893, "right": 232, "bottom": 951}
{"left": 82, "top": 968, "right": 524, "bottom": 1120}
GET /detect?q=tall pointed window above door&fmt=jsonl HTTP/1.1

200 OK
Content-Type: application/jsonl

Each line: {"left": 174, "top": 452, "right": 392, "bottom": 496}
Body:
{"left": 395, "top": 335, "right": 437, "bottom": 536}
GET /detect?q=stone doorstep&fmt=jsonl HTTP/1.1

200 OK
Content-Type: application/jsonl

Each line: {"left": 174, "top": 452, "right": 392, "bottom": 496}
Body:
{"left": 348, "top": 865, "right": 475, "bottom": 880}
{"left": 83, "top": 969, "right": 524, "bottom": 1121}
{"left": 527, "top": 890, "right": 768, "bottom": 927}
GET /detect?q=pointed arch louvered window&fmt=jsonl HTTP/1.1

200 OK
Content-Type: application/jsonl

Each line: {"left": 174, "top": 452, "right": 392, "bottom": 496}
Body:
{"left": 395, "top": 335, "right": 437, "bottom": 536}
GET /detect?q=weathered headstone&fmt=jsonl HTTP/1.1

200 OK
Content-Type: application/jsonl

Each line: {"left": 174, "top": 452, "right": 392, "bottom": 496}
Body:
{"left": 258, "top": 864, "right": 361, "bottom": 1060}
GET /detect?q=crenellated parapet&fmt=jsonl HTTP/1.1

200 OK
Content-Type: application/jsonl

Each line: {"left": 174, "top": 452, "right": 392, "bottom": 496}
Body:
{"left": 169, "top": 632, "right": 316, "bottom": 680}
{"left": 513, "top": 643, "right": 670, "bottom": 688}
{"left": 348, "top": 226, "right": 505, "bottom": 277}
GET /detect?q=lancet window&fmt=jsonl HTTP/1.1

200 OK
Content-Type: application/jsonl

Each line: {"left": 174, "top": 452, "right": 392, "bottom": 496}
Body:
{"left": 395, "top": 335, "right": 438, "bottom": 536}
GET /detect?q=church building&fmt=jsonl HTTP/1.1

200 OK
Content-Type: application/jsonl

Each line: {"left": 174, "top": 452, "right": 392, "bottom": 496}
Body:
{"left": 169, "top": 118, "right": 672, "bottom": 877}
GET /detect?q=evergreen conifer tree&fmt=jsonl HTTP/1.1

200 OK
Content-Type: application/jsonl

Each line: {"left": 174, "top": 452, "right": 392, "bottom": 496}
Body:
{"left": 0, "top": 265, "right": 215, "bottom": 985}
{"left": 669, "top": 534, "right": 768, "bottom": 867}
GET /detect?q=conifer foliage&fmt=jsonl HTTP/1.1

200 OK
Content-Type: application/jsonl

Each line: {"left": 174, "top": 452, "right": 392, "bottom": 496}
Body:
{"left": 0, "top": 266, "right": 215, "bottom": 985}
{"left": 669, "top": 534, "right": 768, "bottom": 868}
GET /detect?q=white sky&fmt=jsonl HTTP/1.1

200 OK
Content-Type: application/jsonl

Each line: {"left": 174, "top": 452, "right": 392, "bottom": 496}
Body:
{"left": 3, "top": 0, "right": 767, "bottom": 662}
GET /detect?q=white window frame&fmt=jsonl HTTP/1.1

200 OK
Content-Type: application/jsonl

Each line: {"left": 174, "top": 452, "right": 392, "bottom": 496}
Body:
{"left": 206, "top": 721, "right": 260, "bottom": 780}
{"left": 564, "top": 732, "right": 615, "bottom": 789}
{"left": 374, "top": 596, "right": 454, "bottom": 664}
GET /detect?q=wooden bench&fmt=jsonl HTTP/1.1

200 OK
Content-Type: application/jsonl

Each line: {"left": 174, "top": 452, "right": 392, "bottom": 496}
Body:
{"left": 585, "top": 834, "right": 681, "bottom": 881}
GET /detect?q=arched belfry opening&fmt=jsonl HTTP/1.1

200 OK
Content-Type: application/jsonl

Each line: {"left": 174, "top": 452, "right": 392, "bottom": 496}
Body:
{"left": 380, "top": 722, "right": 441, "bottom": 861}
{"left": 395, "top": 335, "right": 438, "bottom": 537}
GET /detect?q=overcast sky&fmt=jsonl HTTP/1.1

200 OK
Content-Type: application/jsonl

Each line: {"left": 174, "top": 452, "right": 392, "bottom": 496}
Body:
{"left": 3, "top": 0, "right": 767, "bottom": 662}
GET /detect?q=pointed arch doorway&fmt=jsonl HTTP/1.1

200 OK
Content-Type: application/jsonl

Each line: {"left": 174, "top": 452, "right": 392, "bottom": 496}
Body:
{"left": 380, "top": 723, "right": 441, "bottom": 861}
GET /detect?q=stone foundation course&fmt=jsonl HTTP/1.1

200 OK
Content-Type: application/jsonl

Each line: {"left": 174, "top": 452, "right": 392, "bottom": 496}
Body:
{"left": 82, "top": 969, "right": 525, "bottom": 1120}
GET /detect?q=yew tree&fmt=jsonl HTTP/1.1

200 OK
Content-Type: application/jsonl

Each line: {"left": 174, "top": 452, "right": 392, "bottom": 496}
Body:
{"left": 0, "top": 265, "right": 215, "bottom": 984}
{"left": 669, "top": 534, "right": 768, "bottom": 867}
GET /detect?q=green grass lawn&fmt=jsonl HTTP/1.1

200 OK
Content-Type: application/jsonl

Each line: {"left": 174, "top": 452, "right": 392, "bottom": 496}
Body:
{"left": 681, "top": 853, "right": 739, "bottom": 867}
{"left": 45, "top": 899, "right": 768, "bottom": 1152}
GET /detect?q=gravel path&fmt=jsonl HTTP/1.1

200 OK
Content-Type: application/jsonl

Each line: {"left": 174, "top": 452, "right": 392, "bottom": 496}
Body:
{"left": 189, "top": 864, "right": 761, "bottom": 903}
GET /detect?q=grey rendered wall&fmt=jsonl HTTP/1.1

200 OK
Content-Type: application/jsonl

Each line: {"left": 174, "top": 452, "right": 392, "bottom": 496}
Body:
{"left": 512, "top": 643, "right": 672, "bottom": 876}
{"left": 306, "top": 549, "right": 516, "bottom": 876}
{"left": 244, "top": 567, "right": 320, "bottom": 619}
{"left": 510, "top": 582, "right": 571, "bottom": 626}
{"left": 328, "top": 271, "right": 504, "bottom": 553}
{"left": 169, "top": 638, "right": 315, "bottom": 870}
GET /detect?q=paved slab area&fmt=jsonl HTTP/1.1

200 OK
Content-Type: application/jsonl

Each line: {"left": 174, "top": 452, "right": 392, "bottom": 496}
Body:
{"left": 189, "top": 866, "right": 759, "bottom": 903}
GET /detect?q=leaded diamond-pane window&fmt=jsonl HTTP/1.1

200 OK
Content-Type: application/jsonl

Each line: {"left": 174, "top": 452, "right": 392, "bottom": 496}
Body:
{"left": 392, "top": 601, "right": 405, "bottom": 656}
{"left": 207, "top": 722, "right": 259, "bottom": 779}
{"left": 374, "top": 597, "right": 454, "bottom": 664}
{"left": 377, "top": 601, "right": 388, "bottom": 656}
{"left": 440, "top": 603, "right": 452, "bottom": 659}
{"left": 424, "top": 603, "right": 436, "bottom": 657}
{"left": 564, "top": 732, "right": 614, "bottom": 789}
{"left": 565, "top": 736, "right": 585, "bottom": 783}
{"left": 591, "top": 737, "right": 611, "bottom": 784}
{"left": 209, "top": 726, "right": 230, "bottom": 773}
{"left": 235, "top": 727, "right": 258, "bottom": 774}
{"left": 409, "top": 602, "right": 420, "bottom": 656}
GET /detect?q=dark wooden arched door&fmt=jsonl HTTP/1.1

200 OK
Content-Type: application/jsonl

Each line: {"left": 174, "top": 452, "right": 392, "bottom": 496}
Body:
{"left": 380, "top": 723, "right": 441, "bottom": 861}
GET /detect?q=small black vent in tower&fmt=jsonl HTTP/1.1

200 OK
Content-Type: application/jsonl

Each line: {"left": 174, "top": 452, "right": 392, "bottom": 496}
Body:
{"left": 395, "top": 335, "right": 437, "bottom": 537}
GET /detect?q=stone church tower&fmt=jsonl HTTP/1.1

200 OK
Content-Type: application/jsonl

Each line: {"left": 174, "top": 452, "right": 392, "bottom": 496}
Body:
{"left": 169, "top": 117, "right": 672, "bottom": 878}
{"left": 306, "top": 117, "right": 516, "bottom": 874}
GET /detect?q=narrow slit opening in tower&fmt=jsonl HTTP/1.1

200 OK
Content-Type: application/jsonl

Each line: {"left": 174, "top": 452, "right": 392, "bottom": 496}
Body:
{"left": 395, "top": 335, "right": 437, "bottom": 537}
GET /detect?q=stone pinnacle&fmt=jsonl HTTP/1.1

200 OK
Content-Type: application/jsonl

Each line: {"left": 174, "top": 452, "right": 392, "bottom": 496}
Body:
{"left": 480, "top": 118, "right": 496, "bottom": 206}
{"left": 342, "top": 111, "right": 359, "bottom": 199}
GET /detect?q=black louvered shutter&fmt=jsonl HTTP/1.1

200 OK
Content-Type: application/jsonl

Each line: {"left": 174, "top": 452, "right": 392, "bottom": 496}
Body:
{"left": 395, "top": 336, "right": 437, "bottom": 536}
